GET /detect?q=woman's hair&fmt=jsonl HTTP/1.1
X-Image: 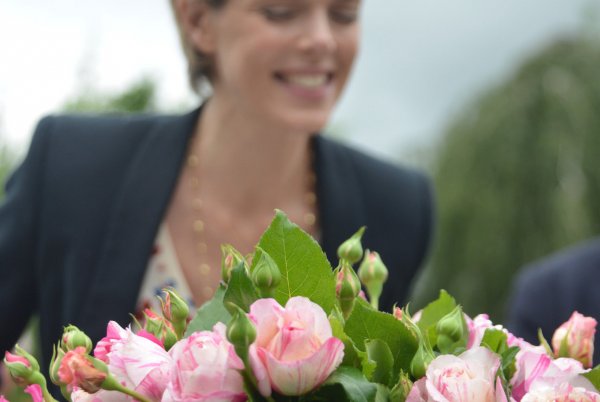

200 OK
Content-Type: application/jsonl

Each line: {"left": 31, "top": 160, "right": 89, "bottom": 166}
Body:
{"left": 170, "top": 0, "right": 227, "bottom": 93}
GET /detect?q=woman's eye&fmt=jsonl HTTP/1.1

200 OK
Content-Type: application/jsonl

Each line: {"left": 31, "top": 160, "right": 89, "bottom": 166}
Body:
{"left": 330, "top": 8, "right": 358, "bottom": 24}
{"left": 261, "top": 6, "right": 295, "bottom": 21}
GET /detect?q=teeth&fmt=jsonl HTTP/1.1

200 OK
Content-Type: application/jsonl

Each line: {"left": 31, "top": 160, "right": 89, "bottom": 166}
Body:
{"left": 286, "top": 74, "right": 328, "bottom": 88}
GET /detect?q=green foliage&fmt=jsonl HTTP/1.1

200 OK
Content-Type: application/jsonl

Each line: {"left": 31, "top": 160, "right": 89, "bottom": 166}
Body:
{"left": 416, "top": 290, "right": 457, "bottom": 347}
{"left": 257, "top": 210, "right": 337, "bottom": 313}
{"left": 412, "top": 34, "right": 600, "bottom": 322}
{"left": 0, "top": 145, "right": 16, "bottom": 198}
{"left": 185, "top": 285, "right": 231, "bottom": 335}
{"left": 309, "top": 366, "right": 378, "bottom": 402}
{"left": 583, "top": 365, "right": 600, "bottom": 391}
{"left": 223, "top": 262, "right": 259, "bottom": 313}
{"left": 365, "top": 339, "right": 394, "bottom": 386}
{"left": 62, "top": 77, "right": 156, "bottom": 114}
{"left": 345, "top": 299, "right": 419, "bottom": 382}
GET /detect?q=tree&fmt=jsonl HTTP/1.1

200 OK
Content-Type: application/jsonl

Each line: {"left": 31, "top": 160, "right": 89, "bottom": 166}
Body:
{"left": 411, "top": 34, "right": 600, "bottom": 322}
{"left": 62, "top": 77, "right": 157, "bottom": 113}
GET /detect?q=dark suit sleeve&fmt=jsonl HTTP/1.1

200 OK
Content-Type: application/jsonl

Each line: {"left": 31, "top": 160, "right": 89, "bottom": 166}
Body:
{"left": 416, "top": 172, "right": 435, "bottom": 271}
{"left": 505, "top": 266, "right": 559, "bottom": 344}
{"left": 0, "top": 117, "right": 53, "bottom": 353}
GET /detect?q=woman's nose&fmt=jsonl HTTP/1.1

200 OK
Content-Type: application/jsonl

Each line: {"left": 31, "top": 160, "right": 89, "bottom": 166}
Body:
{"left": 297, "top": 11, "right": 337, "bottom": 54}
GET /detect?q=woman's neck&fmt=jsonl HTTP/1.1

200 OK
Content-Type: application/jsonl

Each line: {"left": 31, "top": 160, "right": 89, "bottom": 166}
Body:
{"left": 190, "top": 98, "right": 316, "bottom": 215}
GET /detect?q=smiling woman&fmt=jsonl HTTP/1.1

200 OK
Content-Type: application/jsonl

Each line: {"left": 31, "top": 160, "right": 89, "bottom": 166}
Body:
{"left": 0, "top": 0, "right": 434, "bottom": 391}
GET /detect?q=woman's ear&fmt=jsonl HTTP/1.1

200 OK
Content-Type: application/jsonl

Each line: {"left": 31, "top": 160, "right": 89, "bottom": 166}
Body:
{"left": 172, "top": 0, "right": 217, "bottom": 54}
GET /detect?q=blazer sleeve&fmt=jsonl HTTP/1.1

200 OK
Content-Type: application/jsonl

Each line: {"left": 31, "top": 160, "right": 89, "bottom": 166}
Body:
{"left": 505, "top": 266, "right": 559, "bottom": 344}
{"left": 0, "top": 117, "right": 53, "bottom": 353}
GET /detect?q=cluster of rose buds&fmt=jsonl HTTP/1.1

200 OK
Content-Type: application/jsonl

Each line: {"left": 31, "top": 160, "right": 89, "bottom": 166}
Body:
{"left": 335, "top": 227, "right": 389, "bottom": 317}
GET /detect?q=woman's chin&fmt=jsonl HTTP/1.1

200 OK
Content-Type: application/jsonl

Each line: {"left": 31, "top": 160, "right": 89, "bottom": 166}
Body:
{"left": 275, "top": 110, "right": 332, "bottom": 135}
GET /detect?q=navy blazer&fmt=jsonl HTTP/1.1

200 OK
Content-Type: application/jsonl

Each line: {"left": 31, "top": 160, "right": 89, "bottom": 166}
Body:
{"left": 506, "top": 237, "right": 600, "bottom": 364}
{"left": 0, "top": 108, "right": 433, "bottom": 374}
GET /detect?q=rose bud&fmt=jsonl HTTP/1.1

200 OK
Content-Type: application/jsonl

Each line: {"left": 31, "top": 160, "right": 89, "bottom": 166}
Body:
{"left": 337, "top": 226, "right": 366, "bottom": 265}
{"left": 5, "top": 346, "right": 54, "bottom": 401}
{"left": 251, "top": 247, "right": 282, "bottom": 298}
{"left": 221, "top": 244, "right": 246, "bottom": 284}
{"left": 143, "top": 308, "right": 177, "bottom": 350}
{"left": 393, "top": 306, "right": 403, "bottom": 320}
{"left": 358, "top": 250, "right": 388, "bottom": 310}
{"left": 61, "top": 324, "right": 93, "bottom": 353}
{"left": 159, "top": 288, "right": 189, "bottom": 339}
{"left": 226, "top": 305, "right": 257, "bottom": 362}
{"left": 390, "top": 370, "right": 412, "bottom": 402}
{"left": 58, "top": 346, "right": 107, "bottom": 393}
{"left": 552, "top": 311, "right": 597, "bottom": 368}
{"left": 4, "top": 345, "right": 46, "bottom": 387}
{"left": 436, "top": 306, "right": 468, "bottom": 354}
{"left": 334, "top": 260, "right": 361, "bottom": 319}
{"left": 410, "top": 339, "right": 435, "bottom": 379}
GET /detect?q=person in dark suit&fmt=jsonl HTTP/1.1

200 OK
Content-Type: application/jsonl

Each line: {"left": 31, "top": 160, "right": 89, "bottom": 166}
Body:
{"left": 506, "top": 237, "right": 600, "bottom": 364}
{"left": 0, "top": 0, "right": 434, "bottom": 387}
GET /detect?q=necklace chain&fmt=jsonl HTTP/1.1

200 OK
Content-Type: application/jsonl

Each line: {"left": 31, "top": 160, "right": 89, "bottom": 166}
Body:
{"left": 185, "top": 150, "right": 318, "bottom": 300}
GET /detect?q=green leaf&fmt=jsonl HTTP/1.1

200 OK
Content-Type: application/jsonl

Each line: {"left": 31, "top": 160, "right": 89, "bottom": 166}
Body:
{"left": 257, "top": 210, "right": 336, "bottom": 313}
{"left": 366, "top": 339, "right": 394, "bottom": 386}
{"left": 330, "top": 313, "right": 376, "bottom": 379}
{"left": 223, "top": 262, "right": 260, "bottom": 313}
{"left": 481, "top": 328, "right": 508, "bottom": 354}
{"left": 374, "top": 384, "right": 390, "bottom": 402}
{"left": 537, "top": 328, "right": 553, "bottom": 356}
{"left": 185, "top": 285, "right": 231, "bottom": 336}
{"left": 345, "top": 299, "right": 419, "bottom": 383}
{"left": 309, "top": 366, "right": 378, "bottom": 402}
{"left": 416, "top": 290, "right": 457, "bottom": 347}
{"left": 583, "top": 365, "right": 600, "bottom": 392}
{"left": 501, "top": 346, "right": 519, "bottom": 381}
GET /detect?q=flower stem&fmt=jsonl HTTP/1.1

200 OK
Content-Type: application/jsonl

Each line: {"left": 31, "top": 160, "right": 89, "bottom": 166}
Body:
{"left": 102, "top": 376, "right": 152, "bottom": 402}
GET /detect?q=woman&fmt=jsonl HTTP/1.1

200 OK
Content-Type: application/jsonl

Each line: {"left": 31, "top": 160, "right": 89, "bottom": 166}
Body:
{"left": 0, "top": 0, "right": 433, "bottom": 381}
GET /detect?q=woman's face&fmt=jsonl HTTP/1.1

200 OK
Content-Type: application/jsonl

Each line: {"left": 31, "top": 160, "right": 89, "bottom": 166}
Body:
{"left": 197, "top": 0, "right": 361, "bottom": 133}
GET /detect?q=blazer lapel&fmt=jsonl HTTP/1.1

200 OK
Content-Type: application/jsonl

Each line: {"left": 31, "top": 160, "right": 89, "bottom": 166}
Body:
{"left": 79, "top": 108, "right": 200, "bottom": 333}
{"left": 313, "top": 135, "right": 367, "bottom": 268}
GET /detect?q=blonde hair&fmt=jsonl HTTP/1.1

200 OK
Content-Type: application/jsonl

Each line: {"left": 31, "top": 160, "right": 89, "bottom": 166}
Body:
{"left": 170, "top": 0, "right": 226, "bottom": 92}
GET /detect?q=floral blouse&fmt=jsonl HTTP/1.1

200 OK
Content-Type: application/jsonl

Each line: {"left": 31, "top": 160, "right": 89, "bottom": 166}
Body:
{"left": 134, "top": 223, "right": 196, "bottom": 321}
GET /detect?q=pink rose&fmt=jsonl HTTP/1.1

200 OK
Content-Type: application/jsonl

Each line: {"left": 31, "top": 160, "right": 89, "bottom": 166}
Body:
{"left": 58, "top": 347, "right": 107, "bottom": 393}
{"left": 93, "top": 321, "right": 171, "bottom": 401}
{"left": 521, "top": 382, "right": 600, "bottom": 401}
{"left": 93, "top": 321, "right": 127, "bottom": 363}
{"left": 162, "top": 323, "right": 246, "bottom": 402}
{"left": 248, "top": 297, "right": 344, "bottom": 396}
{"left": 406, "top": 347, "right": 509, "bottom": 402}
{"left": 465, "top": 314, "right": 541, "bottom": 354}
{"left": 466, "top": 314, "right": 494, "bottom": 348}
{"left": 511, "top": 349, "right": 595, "bottom": 401}
{"left": 552, "top": 312, "right": 597, "bottom": 368}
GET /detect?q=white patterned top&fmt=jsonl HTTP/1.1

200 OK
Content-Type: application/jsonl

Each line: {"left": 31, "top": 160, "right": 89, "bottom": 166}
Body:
{"left": 134, "top": 223, "right": 196, "bottom": 321}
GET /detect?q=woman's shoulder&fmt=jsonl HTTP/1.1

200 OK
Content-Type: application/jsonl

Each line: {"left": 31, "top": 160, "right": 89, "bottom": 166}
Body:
{"left": 314, "top": 135, "right": 430, "bottom": 193}
{"left": 33, "top": 111, "right": 188, "bottom": 144}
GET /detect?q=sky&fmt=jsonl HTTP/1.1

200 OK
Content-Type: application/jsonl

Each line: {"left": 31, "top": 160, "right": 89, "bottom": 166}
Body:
{"left": 0, "top": 0, "right": 597, "bottom": 162}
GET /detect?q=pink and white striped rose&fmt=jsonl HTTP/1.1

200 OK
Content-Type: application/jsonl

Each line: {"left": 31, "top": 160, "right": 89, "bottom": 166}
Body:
{"left": 74, "top": 321, "right": 172, "bottom": 402}
{"left": 511, "top": 349, "right": 596, "bottom": 401}
{"left": 521, "top": 382, "right": 600, "bottom": 402}
{"left": 406, "top": 346, "right": 509, "bottom": 402}
{"left": 248, "top": 297, "right": 344, "bottom": 396}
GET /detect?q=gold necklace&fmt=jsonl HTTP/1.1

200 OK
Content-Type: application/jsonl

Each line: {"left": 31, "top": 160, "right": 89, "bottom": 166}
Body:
{"left": 185, "top": 151, "right": 318, "bottom": 300}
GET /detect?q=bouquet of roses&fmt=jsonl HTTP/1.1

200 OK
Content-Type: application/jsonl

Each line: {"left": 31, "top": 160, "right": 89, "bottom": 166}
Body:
{"left": 4, "top": 211, "right": 600, "bottom": 402}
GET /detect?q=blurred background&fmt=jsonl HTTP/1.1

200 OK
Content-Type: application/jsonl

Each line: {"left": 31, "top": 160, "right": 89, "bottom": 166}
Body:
{"left": 1, "top": 0, "right": 599, "bottom": 326}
